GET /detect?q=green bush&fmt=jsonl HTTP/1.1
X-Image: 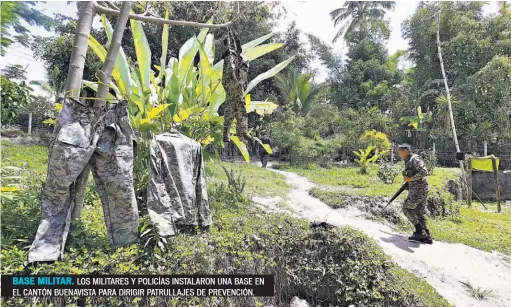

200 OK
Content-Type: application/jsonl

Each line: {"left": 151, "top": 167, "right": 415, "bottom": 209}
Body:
{"left": 421, "top": 150, "right": 437, "bottom": 175}
{"left": 360, "top": 129, "right": 391, "bottom": 158}
{"left": 1, "top": 174, "right": 450, "bottom": 307}
{"left": 377, "top": 163, "right": 400, "bottom": 184}
{"left": 427, "top": 188, "right": 460, "bottom": 221}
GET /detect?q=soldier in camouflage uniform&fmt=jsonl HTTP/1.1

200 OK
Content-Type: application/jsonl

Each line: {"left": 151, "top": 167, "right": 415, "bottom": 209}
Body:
{"left": 28, "top": 98, "right": 139, "bottom": 263}
{"left": 222, "top": 29, "right": 249, "bottom": 143}
{"left": 399, "top": 144, "right": 433, "bottom": 244}
{"left": 259, "top": 133, "right": 272, "bottom": 168}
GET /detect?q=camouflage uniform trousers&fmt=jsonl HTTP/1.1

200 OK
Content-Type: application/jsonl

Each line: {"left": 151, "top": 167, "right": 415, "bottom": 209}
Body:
{"left": 403, "top": 182, "right": 429, "bottom": 231}
{"left": 260, "top": 153, "right": 269, "bottom": 167}
{"left": 222, "top": 54, "right": 248, "bottom": 143}
{"left": 28, "top": 98, "right": 139, "bottom": 263}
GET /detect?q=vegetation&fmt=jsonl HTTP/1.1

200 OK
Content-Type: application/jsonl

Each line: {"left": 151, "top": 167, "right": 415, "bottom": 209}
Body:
{"left": 429, "top": 203, "right": 511, "bottom": 255}
{"left": 0, "top": 76, "right": 33, "bottom": 125}
{"left": 85, "top": 13, "right": 291, "bottom": 162}
{"left": 376, "top": 163, "right": 400, "bottom": 184}
{"left": 293, "top": 162, "right": 511, "bottom": 255}
{"left": 354, "top": 146, "right": 379, "bottom": 174}
{"left": 0, "top": 1, "right": 54, "bottom": 55}
{"left": 330, "top": 1, "right": 396, "bottom": 43}
{"left": 282, "top": 164, "right": 459, "bottom": 197}
{"left": 2, "top": 1, "right": 511, "bottom": 305}
{"left": 1, "top": 141, "right": 451, "bottom": 307}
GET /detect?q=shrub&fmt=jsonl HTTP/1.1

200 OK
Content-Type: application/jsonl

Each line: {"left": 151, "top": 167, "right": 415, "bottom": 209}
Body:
{"left": 421, "top": 150, "right": 437, "bottom": 175}
{"left": 427, "top": 188, "right": 460, "bottom": 221}
{"left": 360, "top": 130, "right": 391, "bottom": 158}
{"left": 221, "top": 165, "right": 246, "bottom": 194}
{"left": 377, "top": 163, "right": 400, "bottom": 184}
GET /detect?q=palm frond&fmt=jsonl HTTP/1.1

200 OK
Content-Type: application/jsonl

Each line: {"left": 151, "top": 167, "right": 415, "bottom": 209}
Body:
{"left": 333, "top": 20, "right": 352, "bottom": 43}
{"left": 367, "top": 8, "right": 386, "bottom": 19}
{"left": 334, "top": 11, "right": 353, "bottom": 27}
{"left": 373, "top": 1, "right": 396, "bottom": 10}
{"left": 330, "top": 8, "right": 348, "bottom": 20}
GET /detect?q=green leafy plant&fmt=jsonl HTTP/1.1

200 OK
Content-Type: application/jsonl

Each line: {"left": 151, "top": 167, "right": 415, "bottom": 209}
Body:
{"left": 353, "top": 145, "right": 379, "bottom": 174}
{"left": 0, "top": 76, "right": 33, "bottom": 125}
{"left": 86, "top": 14, "right": 293, "bottom": 162}
{"left": 221, "top": 165, "right": 246, "bottom": 194}
{"left": 377, "top": 163, "right": 399, "bottom": 184}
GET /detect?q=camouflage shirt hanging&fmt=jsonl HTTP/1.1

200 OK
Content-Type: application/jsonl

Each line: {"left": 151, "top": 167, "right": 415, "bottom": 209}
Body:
{"left": 146, "top": 131, "right": 211, "bottom": 237}
{"left": 222, "top": 29, "right": 249, "bottom": 143}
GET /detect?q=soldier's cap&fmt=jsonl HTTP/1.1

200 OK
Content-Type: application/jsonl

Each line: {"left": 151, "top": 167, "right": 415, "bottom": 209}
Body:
{"left": 398, "top": 144, "right": 411, "bottom": 151}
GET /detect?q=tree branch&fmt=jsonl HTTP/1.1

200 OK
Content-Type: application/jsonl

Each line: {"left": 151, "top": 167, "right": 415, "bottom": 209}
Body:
{"left": 103, "top": 1, "right": 120, "bottom": 10}
{"left": 93, "top": 1, "right": 264, "bottom": 28}
{"left": 95, "top": 1, "right": 132, "bottom": 107}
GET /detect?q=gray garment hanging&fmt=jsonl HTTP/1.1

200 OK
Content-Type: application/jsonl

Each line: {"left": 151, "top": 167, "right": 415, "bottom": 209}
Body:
{"left": 28, "top": 98, "right": 139, "bottom": 263}
{"left": 147, "top": 131, "right": 211, "bottom": 237}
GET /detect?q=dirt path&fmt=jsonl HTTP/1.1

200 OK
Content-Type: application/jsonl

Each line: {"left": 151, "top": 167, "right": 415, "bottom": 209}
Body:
{"left": 252, "top": 165, "right": 511, "bottom": 307}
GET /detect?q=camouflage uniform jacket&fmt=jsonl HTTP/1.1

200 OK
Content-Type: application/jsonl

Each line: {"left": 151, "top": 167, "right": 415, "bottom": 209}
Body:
{"left": 403, "top": 154, "right": 429, "bottom": 191}
{"left": 147, "top": 131, "right": 211, "bottom": 237}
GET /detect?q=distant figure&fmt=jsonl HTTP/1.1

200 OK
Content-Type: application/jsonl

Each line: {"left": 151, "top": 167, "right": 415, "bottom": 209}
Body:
{"left": 259, "top": 133, "right": 272, "bottom": 168}
{"left": 399, "top": 144, "right": 433, "bottom": 244}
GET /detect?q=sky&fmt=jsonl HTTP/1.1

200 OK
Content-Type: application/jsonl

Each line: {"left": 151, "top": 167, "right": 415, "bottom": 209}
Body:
{"left": 0, "top": 0, "right": 502, "bottom": 94}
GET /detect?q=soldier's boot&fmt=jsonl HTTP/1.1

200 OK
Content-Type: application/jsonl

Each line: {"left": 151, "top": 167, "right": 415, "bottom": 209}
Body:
{"left": 408, "top": 225, "right": 428, "bottom": 241}
{"left": 419, "top": 228, "right": 433, "bottom": 244}
{"left": 411, "top": 224, "right": 420, "bottom": 236}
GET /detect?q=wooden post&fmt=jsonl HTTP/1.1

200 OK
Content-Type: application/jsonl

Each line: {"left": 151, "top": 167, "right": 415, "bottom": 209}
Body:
{"left": 492, "top": 156, "right": 501, "bottom": 213}
{"left": 436, "top": 12, "right": 463, "bottom": 172}
{"left": 467, "top": 157, "right": 472, "bottom": 207}
{"left": 484, "top": 141, "right": 487, "bottom": 156}
{"left": 391, "top": 143, "right": 394, "bottom": 166}
{"left": 28, "top": 113, "right": 32, "bottom": 135}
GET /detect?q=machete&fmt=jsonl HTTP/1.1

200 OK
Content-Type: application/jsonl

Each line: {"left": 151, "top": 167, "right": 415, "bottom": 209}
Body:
{"left": 382, "top": 182, "right": 409, "bottom": 211}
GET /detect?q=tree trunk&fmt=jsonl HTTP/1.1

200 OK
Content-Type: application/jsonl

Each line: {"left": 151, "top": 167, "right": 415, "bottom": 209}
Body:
{"left": 435, "top": 12, "right": 463, "bottom": 170}
{"left": 65, "top": 2, "right": 95, "bottom": 99}
{"left": 95, "top": 1, "right": 132, "bottom": 107}
{"left": 72, "top": 2, "right": 132, "bottom": 220}
{"left": 58, "top": 2, "right": 95, "bottom": 221}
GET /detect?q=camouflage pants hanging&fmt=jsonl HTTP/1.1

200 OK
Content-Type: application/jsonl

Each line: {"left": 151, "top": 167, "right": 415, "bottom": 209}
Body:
{"left": 403, "top": 184, "right": 429, "bottom": 230}
{"left": 222, "top": 53, "right": 249, "bottom": 143}
{"left": 28, "top": 98, "right": 139, "bottom": 263}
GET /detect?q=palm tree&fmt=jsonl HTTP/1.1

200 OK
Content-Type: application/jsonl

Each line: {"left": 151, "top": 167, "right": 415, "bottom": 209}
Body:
{"left": 330, "top": 1, "right": 395, "bottom": 43}
{"left": 276, "top": 70, "right": 325, "bottom": 116}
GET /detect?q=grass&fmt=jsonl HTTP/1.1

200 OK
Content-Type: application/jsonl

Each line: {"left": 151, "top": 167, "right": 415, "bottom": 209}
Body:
{"left": 0, "top": 140, "right": 291, "bottom": 198}
{"left": 206, "top": 160, "right": 291, "bottom": 197}
{"left": 280, "top": 163, "right": 460, "bottom": 199}
{"left": 429, "top": 203, "right": 511, "bottom": 255}
{"left": 1, "top": 140, "right": 48, "bottom": 174}
{"left": 286, "top": 162, "right": 511, "bottom": 255}
{"left": 1, "top": 143, "right": 452, "bottom": 306}
{"left": 459, "top": 281, "right": 493, "bottom": 300}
